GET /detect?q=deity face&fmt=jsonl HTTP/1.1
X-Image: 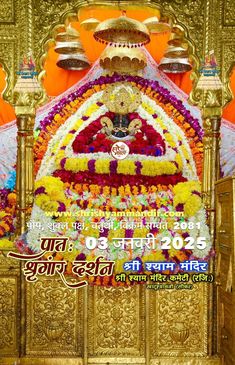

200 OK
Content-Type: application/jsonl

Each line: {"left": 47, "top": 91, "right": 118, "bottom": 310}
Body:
{"left": 112, "top": 115, "right": 130, "bottom": 138}
{"left": 101, "top": 114, "right": 142, "bottom": 140}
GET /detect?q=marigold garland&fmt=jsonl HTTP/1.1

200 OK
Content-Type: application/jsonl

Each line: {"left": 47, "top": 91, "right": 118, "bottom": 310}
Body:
{"left": 0, "top": 188, "right": 16, "bottom": 238}
{"left": 13, "top": 74, "right": 211, "bottom": 287}
{"left": 34, "top": 75, "right": 203, "bottom": 179}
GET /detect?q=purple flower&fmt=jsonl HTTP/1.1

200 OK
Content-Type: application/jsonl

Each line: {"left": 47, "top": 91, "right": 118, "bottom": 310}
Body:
{"left": 58, "top": 202, "right": 66, "bottom": 212}
{"left": 110, "top": 160, "right": 117, "bottom": 174}
{"left": 60, "top": 158, "right": 66, "bottom": 169}
{"left": 35, "top": 187, "right": 46, "bottom": 195}
{"left": 88, "top": 159, "right": 96, "bottom": 173}
{"left": 135, "top": 161, "right": 142, "bottom": 175}
{"left": 38, "top": 73, "right": 203, "bottom": 143}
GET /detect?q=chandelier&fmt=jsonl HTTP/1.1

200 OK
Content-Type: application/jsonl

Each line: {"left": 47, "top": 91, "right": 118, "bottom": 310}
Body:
{"left": 55, "top": 26, "right": 90, "bottom": 70}
{"left": 143, "top": 15, "right": 171, "bottom": 33}
{"left": 159, "top": 26, "right": 192, "bottom": 73}
{"left": 93, "top": 12, "right": 150, "bottom": 47}
{"left": 100, "top": 46, "right": 147, "bottom": 74}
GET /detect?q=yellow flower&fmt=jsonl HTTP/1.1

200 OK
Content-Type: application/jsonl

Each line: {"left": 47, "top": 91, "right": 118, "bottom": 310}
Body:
{"left": 141, "top": 161, "right": 176, "bottom": 176}
{"left": 140, "top": 185, "right": 147, "bottom": 194}
{"left": 181, "top": 146, "right": 190, "bottom": 160}
{"left": 35, "top": 194, "right": 59, "bottom": 211}
{"left": 117, "top": 160, "right": 136, "bottom": 175}
{"left": 63, "top": 250, "right": 78, "bottom": 262}
{"left": 0, "top": 238, "right": 14, "bottom": 249}
{"left": 51, "top": 141, "right": 60, "bottom": 154}
{"left": 62, "top": 134, "right": 73, "bottom": 146}
{"left": 184, "top": 195, "right": 202, "bottom": 217}
{"left": 165, "top": 133, "right": 176, "bottom": 147}
{"left": 118, "top": 186, "right": 125, "bottom": 196}
{"left": 82, "top": 227, "right": 99, "bottom": 238}
{"left": 173, "top": 192, "right": 191, "bottom": 206}
{"left": 74, "top": 120, "right": 83, "bottom": 129}
{"left": 49, "top": 190, "right": 67, "bottom": 202}
{"left": 54, "top": 114, "right": 62, "bottom": 122}
{"left": 55, "top": 151, "right": 66, "bottom": 167}
{"left": 65, "top": 158, "right": 88, "bottom": 172}
{"left": 85, "top": 104, "right": 99, "bottom": 117}
{"left": 124, "top": 185, "right": 131, "bottom": 195}
{"left": 172, "top": 181, "right": 202, "bottom": 217}
{"left": 103, "top": 186, "right": 110, "bottom": 195}
{"left": 35, "top": 176, "right": 64, "bottom": 192}
{"left": 145, "top": 251, "right": 165, "bottom": 262}
{"left": 175, "top": 154, "right": 183, "bottom": 170}
{"left": 0, "top": 211, "right": 6, "bottom": 219}
{"left": 133, "top": 228, "right": 149, "bottom": 238}
{"left": 142, "top": 102, "right": 155, "bottom": 115}
{"left": 108, "top": 229, "right": 125, "bottom": 240}
{"left": 95, "top": 159, "right": 110, "bottom": 174}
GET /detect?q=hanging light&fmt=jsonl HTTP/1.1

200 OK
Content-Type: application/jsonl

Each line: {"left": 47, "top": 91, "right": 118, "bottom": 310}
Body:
{"left": 56, "top": 53, "right": 90, "bottom": 70}
{"left": 167, "top": 32, "right": 187, "bottom": 47}
{"left": 167, "top": 26, "right": 185, "bottom": 46}
{"left": 159, "top": 25, "right": 192, "bottom": 74}
{"left": 93, "top": 12, "right": 150, "bottom": 47}
{"left": 164, "top": 45, "right": 188, "bottom": 58}
{"left": 100, "top": 46, "right": 147, "bottom": 74}
{"left": 55, "top": 27, "right": 83, "bottom": 54}
{"left": 80, "top": 18, "right": 100, "bottom": 31}
{"left": 143, "top": 15, "right": 171, "bottom": 33}
{"left": 159, "top": 57, "right": 192, "bottom": 73}
{"left": 54, "top": 25, "right": 90, "bottom": 70}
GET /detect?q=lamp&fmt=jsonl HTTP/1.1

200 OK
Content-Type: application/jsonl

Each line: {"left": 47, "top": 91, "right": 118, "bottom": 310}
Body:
{"left": 100, "top": 46, "right": 147, "bottom": 74}
{"left": 93, "top": 12, "right": 150, "bottom": 47}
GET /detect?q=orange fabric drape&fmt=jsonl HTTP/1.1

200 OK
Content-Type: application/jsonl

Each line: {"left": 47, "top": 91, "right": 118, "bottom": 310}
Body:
{"left": 43, "top": 46, "right": 89, "bottom": 97}
{"left": 0, "top": 66, "right": 15, "bottom": 125}
{"left": 223, "top": 67, "right": 235, "bottom": 123}
{"left": 0, "top": 6, "right": 234, "bottom": 125}
{"left": 166, "top": 71, "right": 193, "bottom": 95}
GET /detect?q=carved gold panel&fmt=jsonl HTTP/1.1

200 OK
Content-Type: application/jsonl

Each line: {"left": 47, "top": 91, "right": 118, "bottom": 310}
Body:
{"left": 150, "top": 283, "right": 208, "bottom": 357}
{"left": 88, "top": 286, "right": 145, "bottom": 357}
{"left": 222, "top": 0, "right": 235, "bottom": 27}
{"left": 0, "top": 0, "right": 14, "bottom": 23}
{"left": 0, "top": 275, "right": 19, "bottom": 356}
{"left": 26, "top": 277, "right": 84, "bottom": 356}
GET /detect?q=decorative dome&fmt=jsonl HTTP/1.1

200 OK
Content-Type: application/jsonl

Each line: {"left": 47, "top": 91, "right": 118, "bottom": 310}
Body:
{"left": 164, "top": 45, "right": 188, "bottom": 58}
{"left": 168, "top": 27, "right": 185, "bottom": 46}
{"left": 94, "top": 14, "right": 150, "bottom": 47}
{"left": 100, "top": 47, "right": 147, "bottom": 74}
{"left": 56, "top": 53, "right": 90, "bottom": 70}
{"left": 80, "top": 18, "right": 100, "bottom": 31}
{"left": 143, "top": 16, "right": 171, "bottom": 33}
{"left": 55, "top": 40, "right": 84, "bottom": 54}
{"left": 55, "top": 27, "right": 84, "bottom": 54}
{"left": 159, "top": 57, "right": 192, "bottom": 73}
{"left": 55, "top": 27, "right": 80, "bottom": 42}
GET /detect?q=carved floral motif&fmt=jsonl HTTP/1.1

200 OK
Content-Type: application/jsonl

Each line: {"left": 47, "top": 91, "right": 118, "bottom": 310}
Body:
{"left": 89, "top": 286, "right": 145, "bottom": 356}
{"left": 150, "top": 284, "right": 207, "bottom": 356}
{"left": 26, "top": 278, "right": 83, "bottom": 356}
{"left": 0, "top": 278, "right": 18, "bottom": 354}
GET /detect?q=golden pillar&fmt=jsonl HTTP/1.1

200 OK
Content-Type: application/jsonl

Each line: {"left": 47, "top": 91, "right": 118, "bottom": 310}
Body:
{"left": 14, "top": 77, "right": 42, "bottom": 235}
{"left": 200, "top": 89, "right": 223, "bottom": 238}
{"left": 15, "top": 105, "right": 35, "bottom": 235}
{"left": 13, "top": 71, "right": 42, "bottom": 358}
{"left": 195, "top": 85, "right": 223, "bottom": 355}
